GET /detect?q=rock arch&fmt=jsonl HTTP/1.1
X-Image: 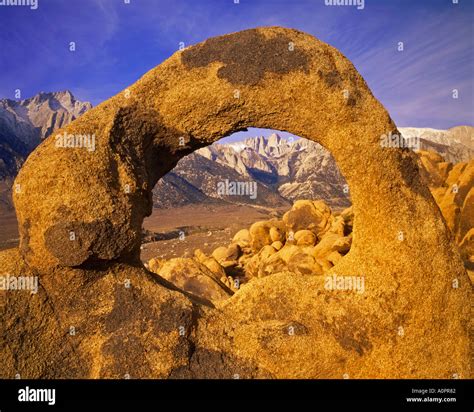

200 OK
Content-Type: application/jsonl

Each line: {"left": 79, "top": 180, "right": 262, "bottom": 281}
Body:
{"left": 5, "top": 27, "right": 471, "bottom": 378}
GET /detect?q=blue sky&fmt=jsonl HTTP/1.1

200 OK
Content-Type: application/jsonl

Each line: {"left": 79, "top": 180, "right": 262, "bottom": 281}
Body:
{"left": 0, "top": 0, "right": 472, "bottom": 142}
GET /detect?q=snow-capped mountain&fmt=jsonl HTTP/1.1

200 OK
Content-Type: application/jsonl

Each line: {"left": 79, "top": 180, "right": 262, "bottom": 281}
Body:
{"left": 153, "top": 133, "right": 350, "bottom": 209}
{"left": 0, "top": 90, "right": 92, "bottom": 179}
{"left": 0, "top": 91, "right": 92, "bottom": 212}
{"left": 399, "top": 126, "right": 474, "bottom": 163}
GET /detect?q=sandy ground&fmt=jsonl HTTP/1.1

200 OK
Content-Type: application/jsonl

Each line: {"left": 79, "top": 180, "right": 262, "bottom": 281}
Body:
{"left": 140, "top": 203, "right": 285, "bottom": 263}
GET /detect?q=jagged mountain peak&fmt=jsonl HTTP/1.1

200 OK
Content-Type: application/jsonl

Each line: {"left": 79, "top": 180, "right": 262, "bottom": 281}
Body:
{"left": 0, "top": 90, "right": 93, "bottom": 179}
{"left": 2, "top": 90, "right": 92, "bottom": 112}
{"left": 267, "top": 132, "right": 282, "bottom": 146}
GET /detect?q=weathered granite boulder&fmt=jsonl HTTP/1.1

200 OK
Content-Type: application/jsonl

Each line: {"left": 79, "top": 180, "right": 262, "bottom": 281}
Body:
{"left": 1, "top": 27, "right": 470, "bottom": 379}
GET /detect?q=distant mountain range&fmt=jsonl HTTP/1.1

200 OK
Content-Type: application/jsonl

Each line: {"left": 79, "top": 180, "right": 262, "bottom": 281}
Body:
{"left": 0, "top": 91, "right": 92, "bottom": 212}
{"left": 0, "top": 90, "right": 92, "bottom": 179}
{"left": 0, "top": 90, "right": 473, "bottom": 213}
{"left": 154, "top": 134, "right": 349, "bottom": 209}
{"left": 398, "top": 126, "right": 474, "bottom": 163}
{"left": 155, "top": 127, "right": 474, "bottom": 209}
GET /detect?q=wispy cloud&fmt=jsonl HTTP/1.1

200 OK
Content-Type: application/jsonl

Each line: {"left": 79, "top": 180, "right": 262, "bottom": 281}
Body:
{"left": 0, "top": 0, "right": 472, "bottom": 127}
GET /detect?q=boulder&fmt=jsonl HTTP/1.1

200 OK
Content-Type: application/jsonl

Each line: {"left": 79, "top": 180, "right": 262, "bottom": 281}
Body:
{"left": 312, "top": 234, "right": 351, "bottom": 259}
{"left": 194, "top": 248, "right": 208, "bottom": 263}
{"left": 272, "top": 244, "right": 302, "bottom": 263}
{"left": 254, "top": 244, "right": 323, "bottom": 278}
{"left": 212, "top": 246, "right": 229, "bottom": 263}
{"left": 283, "top": 200, "right": 333, "bottom": 238}
{"left": 328, "top": 215, "right": 346, "bottom": 237}
{"left": 327, "top": 251, "right": 343, "bottom": 265}
{"left": 257, "top": 255, "right": 288, "bottom": 278}
{"left": 227, "top": 243, "right": 242, "bottom": 261}
{"left": 288, "top": 252, "right": 323, "bottom": 275}
{"left": 232, "top": 229, "right": 251, "bottom": 251}
{"left": 271, "top": 241, "right": 284, "bottom": 251}
{"left": 245, "top": 245, "right": 278, "bottom": 278}
{"left": 158, "top": 258, "right": 233, "bottom": 303}
{"left": 202, "top": 257, "right": 226, "bottom": 280}
{"left": 270, "top": 226, "right": 284, "bottom": 242}
{"left": 315, "top": 257, "right": 333, "bottom": 271}
{"left": 294, "top": 230, "right": 317, "bottom": 246}
{"left": 249, "top": 221, "right": 273, "bottom": 252}
{"left": 211, "top": 244, "right": 241, "bottom": 266}
{"left": 148, "top": 257, "right": 163, "bottom": 273}
{"left": 260, "top": 245, "right": 277, "bottom": 260}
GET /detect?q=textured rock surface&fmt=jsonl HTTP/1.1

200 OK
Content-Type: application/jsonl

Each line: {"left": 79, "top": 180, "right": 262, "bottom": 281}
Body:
{"left": 1, "top": 27, "right": 471, "bottom": 378}
{"left": 0, "top": 249, "right": 197, "bottom": 378}
{"left": 417, "top": 151, "right": 474, "bottom": 278}
{"left": 227, "top": 203, "right": 352, "bottom": 280}
{"left": 150, "top": 257, "right": 233, "bottom": 304}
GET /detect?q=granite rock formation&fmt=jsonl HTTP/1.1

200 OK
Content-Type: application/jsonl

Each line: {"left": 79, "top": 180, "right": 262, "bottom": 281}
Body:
{"left": 417, "top": 151, "right": 474, "bottom": 279}
{"left": 0, "top": 27, "right": 470, "bottom": 379}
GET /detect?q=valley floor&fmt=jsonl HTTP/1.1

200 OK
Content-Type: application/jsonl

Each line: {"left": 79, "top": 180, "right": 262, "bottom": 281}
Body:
{"left": 0, "top": 204, "right": 288, "bottom": 260}
{"left": 140, "top": 203, "right": 287, "bottom": 262}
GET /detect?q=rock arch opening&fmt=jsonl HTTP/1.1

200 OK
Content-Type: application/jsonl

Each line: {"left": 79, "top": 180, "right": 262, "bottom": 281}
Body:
{"left": 142, "top": 129, "right": 354, "bottom": 302}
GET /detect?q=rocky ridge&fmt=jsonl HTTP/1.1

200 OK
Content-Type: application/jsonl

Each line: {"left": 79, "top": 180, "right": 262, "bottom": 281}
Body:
{"left": 0, "top": 90, "right": 92, "bottom": 178}
{"left": 0, "top": 91, "right": 92, "bottom": 213}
